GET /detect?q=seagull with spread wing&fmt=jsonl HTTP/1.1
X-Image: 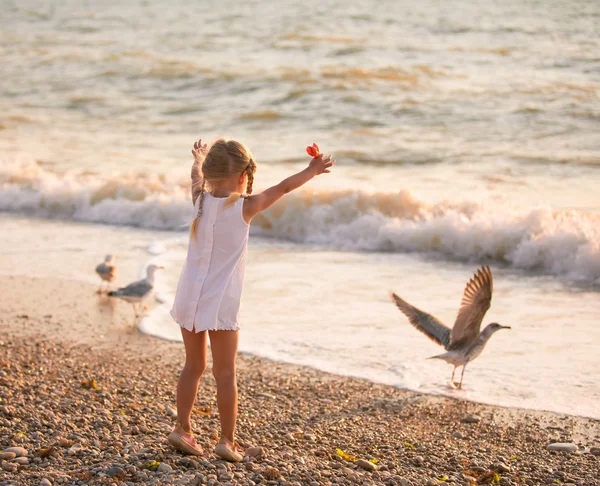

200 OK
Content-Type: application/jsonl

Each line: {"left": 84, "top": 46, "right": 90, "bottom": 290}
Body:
{"left": 391, "top": 266, "right": 510, "bottom": 389}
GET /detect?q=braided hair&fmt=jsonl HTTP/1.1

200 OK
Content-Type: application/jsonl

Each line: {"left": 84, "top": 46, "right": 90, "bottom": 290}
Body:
{"left": 189, "top": 139, "right": 256, "bottom": 239}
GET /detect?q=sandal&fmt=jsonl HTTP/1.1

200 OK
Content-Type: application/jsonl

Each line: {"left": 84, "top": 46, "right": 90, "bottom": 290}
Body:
{"left": 214, "top": 437, "right": 244, "bottom": 462}
{"left": 167, "top": 422, "right": 204, "bottom": 456}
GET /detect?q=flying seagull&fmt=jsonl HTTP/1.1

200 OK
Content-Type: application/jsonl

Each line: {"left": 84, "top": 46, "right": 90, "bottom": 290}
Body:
{"left": 95, "top": 255, "right": 117, "bottom": 293}
{"left": 108, "top": 264, "right": 163, "bottom": 318}
{"left": 391, "top": 266, "right": 510, "bottom": 389}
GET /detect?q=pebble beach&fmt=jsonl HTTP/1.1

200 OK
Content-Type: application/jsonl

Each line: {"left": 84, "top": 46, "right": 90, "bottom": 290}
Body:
{"left": 1, "top": 275, "right": 598, "bottom": 486}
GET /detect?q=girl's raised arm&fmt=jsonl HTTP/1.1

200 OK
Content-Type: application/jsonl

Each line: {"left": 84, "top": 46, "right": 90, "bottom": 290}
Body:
{"left": 243, "top": 154, "right": 335, "bottom": 223}
{"left": 190, "top": 139, "right": 208, "bottom": 204}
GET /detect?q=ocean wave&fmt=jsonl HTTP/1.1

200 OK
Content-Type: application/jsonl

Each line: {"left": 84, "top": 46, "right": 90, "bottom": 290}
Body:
{"left": 1, "top": 162, "right": 598, "bottom": 285}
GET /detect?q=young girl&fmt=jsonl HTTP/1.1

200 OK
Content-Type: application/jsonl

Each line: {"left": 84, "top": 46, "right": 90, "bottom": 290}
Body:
{"left": 169, "top": 138, "right": 335, "bottom": 461}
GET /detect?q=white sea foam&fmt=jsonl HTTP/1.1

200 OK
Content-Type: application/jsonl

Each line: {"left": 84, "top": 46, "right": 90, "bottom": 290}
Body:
{"left": 1, "top": 162, "right": 598, "bottom": 285}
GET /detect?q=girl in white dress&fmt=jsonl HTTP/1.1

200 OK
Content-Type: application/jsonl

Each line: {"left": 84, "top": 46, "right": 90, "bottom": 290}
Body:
{"left": 168, "top": 138, "right": 335, "bottom": 461}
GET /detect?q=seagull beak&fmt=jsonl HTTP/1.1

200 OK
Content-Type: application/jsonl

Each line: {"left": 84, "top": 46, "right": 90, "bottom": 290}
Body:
{"left": 157, "top": 266, "right": 165, "bottom": 269}
{"left": 501, "top": 326, "right": 511, "bottom": 330}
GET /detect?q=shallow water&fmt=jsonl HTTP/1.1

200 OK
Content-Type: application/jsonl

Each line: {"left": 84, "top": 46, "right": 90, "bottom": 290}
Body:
{"left": 1, "top": 0, "right": 599, "bottom": 417}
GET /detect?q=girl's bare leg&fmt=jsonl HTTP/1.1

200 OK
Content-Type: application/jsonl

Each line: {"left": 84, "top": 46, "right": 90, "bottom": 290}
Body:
{"left": 177, "top": 328, "right": 208, "bottom": 431}
{"left": 208, "top": 330, "right": 239, "bottom": 442}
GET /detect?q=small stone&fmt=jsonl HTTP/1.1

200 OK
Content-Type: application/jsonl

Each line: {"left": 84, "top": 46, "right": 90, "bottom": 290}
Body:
{"left": 40, "top": 479, "right": 52, "bottom": 486}
{"left": 13, "top": 456, "right": 29, "bottom": 465}
{"left": 426, "top": 480, "right": 439, "bottom": 486}
{"left": 590, "top": 447, "right": 600, "bottom": 456}
{"left": 166, "top": 406, "right": 177, "bottom": 417}
{"left": 158, "top": 462, "right": 174, "bottom": 473}
{"left": 0, "top": 452, "right": 16, "bottom": 460}
{"left": 461, "top": 415, "right": 481, "bottom": 424}
{"left": 547, "top": 442, "right": 577, "bottom": 452}
{"left": 414, "top": 456, "right": 424, "bottom": 466}
{"left": 356, "top": 459, "right": 376, "bottom": 472}
{"left": 179, "top": 458, "right": 199, "bottom": 469}
{"left": 452, "top": 431, "right": 464, "bottom": 439}
{"left": 3, "top": 462, "right": 18, "bottom": 472}
{"left": 3, "top": 446, "right": 28, "bottom": 457}
{"left": 107, "top": 466, "right": 127, "bottom": 480}
{"left": 246, "top": 446, "right": 263, "bottom": 458}
{"left": 256, "top": 392, "right": 276, "bottom": 399}
{"left": 495, "top": 462, "right": 511, "bottom": 473}
{"left": 263, "top": 467, "right": 281, "bottom": 480}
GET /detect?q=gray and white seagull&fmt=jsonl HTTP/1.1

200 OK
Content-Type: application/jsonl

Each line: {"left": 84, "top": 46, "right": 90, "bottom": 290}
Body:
{"left": 108, "top": 264, "right": 163, "bottom": 318}
{"left": 391, "top": 266, "right": 510, "bottom": 389}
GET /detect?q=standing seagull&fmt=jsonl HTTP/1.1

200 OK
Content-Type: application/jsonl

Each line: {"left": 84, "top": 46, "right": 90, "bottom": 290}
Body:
{"left": 108, "top": 264, "right": 163, "bottom": 318}
{"left": 95, "top": 255, "right": 117, "bottom": 294}
{"left": 391, "top": 266, "right": 510, "bottom": 389}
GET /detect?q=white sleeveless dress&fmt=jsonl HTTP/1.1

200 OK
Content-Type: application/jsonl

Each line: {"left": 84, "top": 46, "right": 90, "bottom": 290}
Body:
{"left": 170, "top": 194, "right": 249, "bottom": 332}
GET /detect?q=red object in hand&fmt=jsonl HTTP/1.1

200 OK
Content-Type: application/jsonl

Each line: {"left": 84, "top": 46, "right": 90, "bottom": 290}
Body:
{"left": 306, "top": 143, "right": 320, "bottom": 158}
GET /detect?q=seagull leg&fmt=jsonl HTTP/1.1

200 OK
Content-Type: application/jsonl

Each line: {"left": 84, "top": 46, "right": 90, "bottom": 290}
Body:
{"left": 450, "top": 366, "right": 458, "bottom": 388}
{"left": 131, "top": 303, "right": 139, "bottom": 318}
{"left": 458, "top": 365, "right": 467, "bottom": 390}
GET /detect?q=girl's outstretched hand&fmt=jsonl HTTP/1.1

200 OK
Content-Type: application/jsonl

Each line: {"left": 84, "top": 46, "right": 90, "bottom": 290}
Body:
{"left": 192, "top": 138, "right": 208, "bottom": 162}
{"left": 309, "top": 154, "right": 335, "bottom": 175}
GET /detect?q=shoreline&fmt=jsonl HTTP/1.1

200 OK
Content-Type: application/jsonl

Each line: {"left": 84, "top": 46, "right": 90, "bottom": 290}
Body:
{"left": 1, "top": 275, "right": 599, "bottom": 485}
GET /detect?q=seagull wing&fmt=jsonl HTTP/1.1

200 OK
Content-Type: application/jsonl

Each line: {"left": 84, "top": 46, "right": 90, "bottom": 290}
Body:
{"left": 96, "top": 263, "right": 116, "bottom": 278}
{"left": 449, "top": 266, "right": 493, "bottom": 349}
{"left": 111, "top": 279, "right": 152, "bottom": 298}
{"left": 95, "top": 263, "right": 110, "bottom": 274}
{"left": 391, "top": 293, "right": 451, "bottom": 349}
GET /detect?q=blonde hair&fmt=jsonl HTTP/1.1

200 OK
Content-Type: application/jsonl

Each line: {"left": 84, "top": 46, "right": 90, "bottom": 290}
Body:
{"left": 190, "top": 139, "right": 257, "bottom": 238}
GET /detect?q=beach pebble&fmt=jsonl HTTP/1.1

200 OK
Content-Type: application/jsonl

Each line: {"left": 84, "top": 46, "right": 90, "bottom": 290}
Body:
{"left": 158, "top": 462, "right": 173, "bottom": 473}
{"left": 3, "top": 462, "right": 18, "bottom": 472}
{"left": 461, "top": 415, "right": 481, "bottom": 424}
{"left": 356, "top": 459, "right": 376, "bottom": 471}
{"left": 452, "top": 431, "right": 464, "bottom": 439}
{"left": 246, "top": 446, "right": 263, "bottom": 458}
{"left": 256, "top": 392, "right": 276, "bottom": 399}
{"left": 13, "top": 456, "right": 29, "bottom": 464}
{"left": 494, "top": 462, "right": 511, "bottom": 473}
{"left": 547, "top": 442, "right": 577, "bottom": 452}
{"left": 40, "top": 479, "right": 52, "bottom": 486}
{"left": 589, "top": 447, "right": 600, "bottom": 456}
{"left": 262, "top": 466, "right": 281, "bottom": 479}
{"left": 0, "top": 451, "right": 16, "bottom": 460}
{"left": 107, "top": 466, "right": 126, "bottom": 480}
{"left": 166, "top": 406, "right": 177, "bottom": 417}
{"left": 426, "top": 480, "right": 439, "bottom": 486}
{"left": 3, "top": 446, "right": 28, "bottom": 457}
{"left": 179, "top": 457, "right": 199, "bottom": 469}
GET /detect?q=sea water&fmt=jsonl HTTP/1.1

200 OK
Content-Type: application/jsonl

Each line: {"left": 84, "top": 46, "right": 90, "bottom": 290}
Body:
{"left": 1, "top": 0, "right": 599, "bottom": 417}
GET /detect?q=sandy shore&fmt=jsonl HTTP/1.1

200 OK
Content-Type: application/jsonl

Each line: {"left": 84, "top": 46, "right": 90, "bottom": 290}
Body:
{"left": 0, "top": 275, "right": 598, "bottom": 486}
